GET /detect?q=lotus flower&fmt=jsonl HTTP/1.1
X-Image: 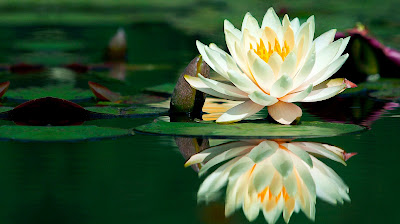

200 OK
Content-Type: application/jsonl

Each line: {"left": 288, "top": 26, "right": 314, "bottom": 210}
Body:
{"left": 185, "top": 140, "right": 354, "bottom": 223}
{"left": 185, "top": 8, "right": 356, "bottom": 124}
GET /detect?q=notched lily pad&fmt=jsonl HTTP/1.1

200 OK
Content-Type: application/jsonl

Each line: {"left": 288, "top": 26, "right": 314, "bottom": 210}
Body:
{"left": 134, "top": 120, "right": 365, "bottom": 139}
{"left": 85, "top": 106, "right": 168, "bottom": 117}
{"left": 5, "top": 84, "right": 93, "bottom": 102}
{"left": 0, "top": 81, "right": 10, "bottom": 98}
{"left": 0, "top": 125, "right": 132, "bottom": 142}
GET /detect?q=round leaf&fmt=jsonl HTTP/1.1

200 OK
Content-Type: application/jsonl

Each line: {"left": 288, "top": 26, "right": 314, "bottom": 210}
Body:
{"left": 5, "top": 84, "right": 93, "bottom": 102}
{"left": 0, "top": 125, "right": 132, "bottom": 142}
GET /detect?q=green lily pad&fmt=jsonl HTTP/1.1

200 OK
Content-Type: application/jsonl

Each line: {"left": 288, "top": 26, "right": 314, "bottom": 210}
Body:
{"left": 144, "top": 83, "right": 175, "bottom": 96}
{"left": 85, "top": 106, "right": 168, "bottom": 117}
{"left": 0, "top": 107, "right": 13, "bottom": 113}
{"left": 5, "top": 84, "right": 93, "bottom": 102}
{"left": 369, "top": 88, "right": 400, "bottom": 100}
{"left": 0, "top": 125, "right": 132, "bottom": 142}
{"left": 134, "top": 120, "right": 365, "bottom": 139}
{"left": 345, "top": 78, "right": 400, "bottom": 94}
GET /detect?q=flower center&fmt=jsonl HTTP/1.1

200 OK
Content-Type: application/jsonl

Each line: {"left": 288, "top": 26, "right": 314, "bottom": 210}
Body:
{"left": 251, "top": 38, "right": 290, "bottom": 63}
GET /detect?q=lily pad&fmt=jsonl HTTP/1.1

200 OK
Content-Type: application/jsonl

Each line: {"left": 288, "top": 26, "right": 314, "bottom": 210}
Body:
{"left": 5, "top": 84, "right": 93, "bottom": 102}
{"left": 369, "top": 88, "right": 400, "bottom": 100}
{"left": 86, "top": 106, "right": 168, "bottom": 117}
{"left": 0, "top": 125, "right": 132, "bottom": 142}
{"left": 134, "top": 120, "right": 365, "bottom": 139}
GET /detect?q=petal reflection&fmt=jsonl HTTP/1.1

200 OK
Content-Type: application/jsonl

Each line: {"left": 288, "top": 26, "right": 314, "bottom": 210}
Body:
{"left": 186, "top": 139, "right": 354, "bottom": 223}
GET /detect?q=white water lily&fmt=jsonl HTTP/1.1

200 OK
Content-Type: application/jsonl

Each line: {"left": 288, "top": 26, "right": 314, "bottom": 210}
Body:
{"left": 185, "top": 140, "right": 354, "bottom": 223}
{"left": 185, "top": 8, "right": 356, "bottom": 124}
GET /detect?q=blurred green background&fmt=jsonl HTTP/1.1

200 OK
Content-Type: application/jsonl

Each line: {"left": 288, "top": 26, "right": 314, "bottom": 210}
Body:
{"left": 0, "top": 0, "right": 399, "bottom": 223}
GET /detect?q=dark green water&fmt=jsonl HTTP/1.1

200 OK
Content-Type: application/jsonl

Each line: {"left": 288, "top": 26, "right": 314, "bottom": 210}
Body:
{"left": 0, "top": 1, "right": 399, "bottom": 223}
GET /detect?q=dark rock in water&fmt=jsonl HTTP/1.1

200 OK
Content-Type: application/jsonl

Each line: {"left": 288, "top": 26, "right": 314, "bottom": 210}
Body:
{"left": 169, "top": 55, "right": 210, "bottom": 118}
{"left": 175, "top": 137, "right": 209, "bottom": 172}
{"left": 5, "top": 97, "right": 91, "bottom": 126}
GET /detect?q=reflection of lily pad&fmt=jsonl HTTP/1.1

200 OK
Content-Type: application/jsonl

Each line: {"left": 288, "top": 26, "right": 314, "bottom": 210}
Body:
{"left": 86, "top": 106, "right": 168, "bottom": 117}
{"left": 144, "top": 83, "right": 175, "bottom": 96}
{"left": 0, "top": 125, "right": 132, "bottom": 142}
{"left": 5, "top": 84, "right": 93, "bottom": 102}
{"left": 135, "top": 120, "right": 365, "bottom": 139}
{"left": 369, "top": 88, "right": 400, "bottom": 100}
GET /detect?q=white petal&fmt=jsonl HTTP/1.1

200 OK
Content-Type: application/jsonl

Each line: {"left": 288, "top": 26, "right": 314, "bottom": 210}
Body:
{"left": 268, "top": 52, "right": 283, "bottom": 78}
{"left": 227, "top": 69, "right": 260, "bottom": 93}
{"left": 283, "top": 170, "right": 298, "bottom": 197}
{"left": 300, "top": 80, "right": 346, "bottom": 102}
{"left": 247, "top": 140, "right": 277, "bottom": 163}
{"left": 310, "top": 38, "right": 343, "bottom": 75}
{"left": 198, "top": 74, "right": 248, "bottom": 98}
{"left": 314, "top": 29, "right": 337, "bottom": 52}
{"left": 312, "top": 53, "right": 349, "bottom": 86}
{"left": 224, "top": 19, "right": 242, "bottom": 39}
{"left": 248, "top": 50, "right": 275, "bottom": 92}
{"left": 270, "top": 75, "right": 293, "bottom": 98}
{"left": 216, "top": 100, "right": 265, "bottom": 123}
{"left": 248, "top": 90, "right": 278, "bottom": 106}
{"left": 279, "top": 51, "right": 297, "bottom": 79}
{"left": 280, "top": 84, "right": 313, "bottom": 102}
{"left": 271, "top": 149, "right": 293, "bottom": 177}
{"left": 262, "top": 7, "right": 282, "bottom": 41}
{"left": 291, "top": 153, "right": 316, "bottom": 195}
{"left": 267, "top": 101, "right": 302, "bottom": 125}
{"left": 184, "top": 75, "right": 249, "bottom": 101}
{"left": 252, "top": 163, "right": 275, "bottom": 192}
{"left": 284, "top": 143, "right": 313, "bottom": 167}
{"left": 290, "top": 18, "right": 300, "bottom": 33}
{"left": 241, "top": 12, "right": 260, "bottom": 34}
{"left": 291, "top": 45, "right": 316, "bottom": 91}
{"left": 229, "top": 157, "right": 255, "bottom": 179}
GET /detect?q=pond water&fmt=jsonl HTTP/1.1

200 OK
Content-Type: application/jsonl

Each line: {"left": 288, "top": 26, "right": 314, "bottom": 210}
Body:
{"left": 0, "top": 2, "right": 399, "bottom": 224}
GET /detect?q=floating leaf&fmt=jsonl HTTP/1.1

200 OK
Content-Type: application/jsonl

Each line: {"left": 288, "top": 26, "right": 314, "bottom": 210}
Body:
{"left": 85, "top": 106, "right": 168, "bottom": 117}
{"left": 0, "top": 81, "right": 10, "bottom": 98}
{"left": 369, "top": 88, "right": 400, "bottom": 100}
{"left": 88, "top": 81, "right": 121, "bottom": 102}
{"left": 0, "top": 125, "right": 131, "bottom": 142}
{"left": 5, "top": 84, "right": 93, "bottom": 102}
{"left": 134, "top": 120, "right": 365, "bottom": 139}
{"left": 5, "top": 97, "right": 91, "bottom": 126}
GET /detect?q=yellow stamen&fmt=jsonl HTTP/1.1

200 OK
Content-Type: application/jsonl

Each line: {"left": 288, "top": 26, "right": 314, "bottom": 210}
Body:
{"left": 251, "top": 38, "right": 290, "bottom": 63}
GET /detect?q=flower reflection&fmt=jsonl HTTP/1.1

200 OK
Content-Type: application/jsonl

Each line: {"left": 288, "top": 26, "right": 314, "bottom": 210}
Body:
{"left": 185, "top": 139, "right": 355, "bottom": 223}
